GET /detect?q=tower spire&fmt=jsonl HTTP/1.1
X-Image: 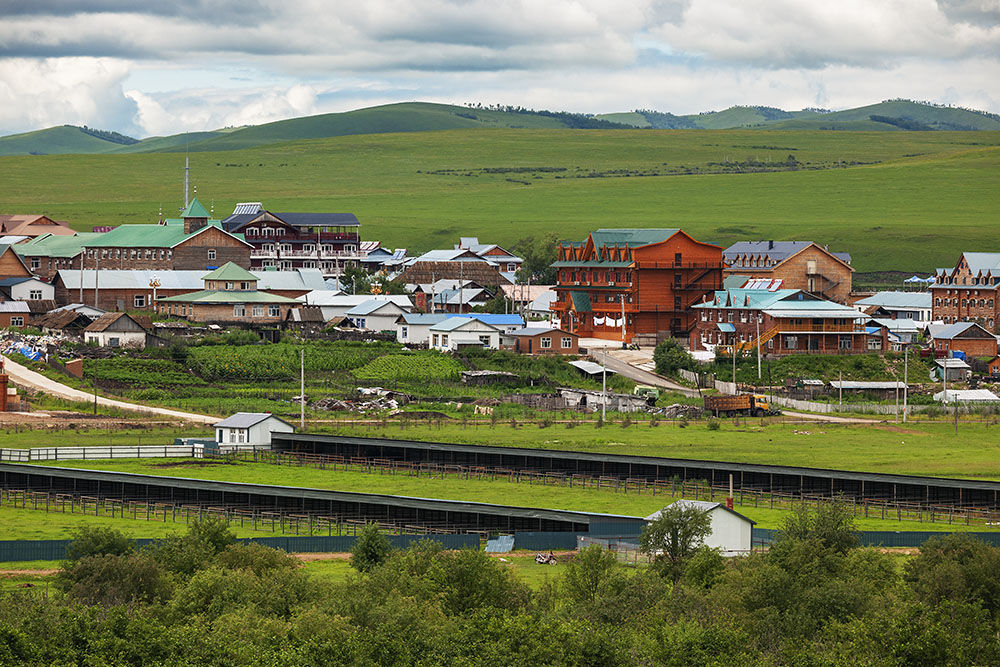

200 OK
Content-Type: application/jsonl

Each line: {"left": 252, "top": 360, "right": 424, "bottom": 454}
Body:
{"left": 184, "top": 155, "right": 190, "bottom": 208}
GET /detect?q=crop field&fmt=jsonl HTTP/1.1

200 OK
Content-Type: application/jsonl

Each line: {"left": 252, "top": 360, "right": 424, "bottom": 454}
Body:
{"left": 316, "top": 419, "right": 1000, "bottom": 480}
{"left": 26, "top": 458, "right": 999, "bottom": 533}
{"left": 0, "top": 129, "right": 997, "bottom": 271}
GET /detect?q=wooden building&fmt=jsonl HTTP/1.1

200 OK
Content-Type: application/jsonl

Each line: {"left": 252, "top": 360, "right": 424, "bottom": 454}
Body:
{"left": 221, "top": 203, "right": 363, "bottom": 276}
{"left": 0, "top": 244, "right": 32, "bottom": 280}
{"left": 551, "top": 229, "right": 723, "bottom": 345}
{"left": 723, "top": 241, "right": 854, "bottom": 304}
{"left": 156, "top": 263, "right": 301, "bottom": 324}
{"left": 692, "top": 287, "right": 867, "bottom": 356}
{"left": 15, "top": 233, "right": 100, "bottom": 281}
{"left": 0, "top": 215, "right": 74, "bottom": 238}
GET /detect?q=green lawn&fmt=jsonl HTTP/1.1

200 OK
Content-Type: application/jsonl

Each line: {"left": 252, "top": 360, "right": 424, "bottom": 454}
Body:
{"left": 0, "top": 129, "right": 996, "bottom": 272}
{"left": 315, "top": 420, "right": 1000, "bottom": 480}
{"left": 25, "top": 459, "right": 998, "bottom": 533}
{"left": 0, "top": 426, "right": 211, "bottom": 449}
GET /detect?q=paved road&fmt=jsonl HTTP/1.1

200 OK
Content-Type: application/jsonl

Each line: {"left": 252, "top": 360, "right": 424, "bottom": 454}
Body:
{"left": 2, "top": 355, "right": 217, "bottom": 425}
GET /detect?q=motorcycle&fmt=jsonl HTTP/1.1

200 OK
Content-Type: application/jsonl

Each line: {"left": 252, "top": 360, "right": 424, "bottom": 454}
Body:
{"left": 535, "top": 552, "right": 557, "bottom": 565}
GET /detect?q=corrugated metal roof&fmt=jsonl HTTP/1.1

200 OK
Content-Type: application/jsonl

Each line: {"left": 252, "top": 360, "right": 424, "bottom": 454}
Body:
{"left": 645, "top": 499, "right": 755, "bottom": 525}
{"left": 934, "top": 389, "right": 1000, "bottom": 402}
{"left": 201, "top": 262, "right": 258, "bottom": 282}
{"left": 591, "top": 228, "right": 680, "bottom": 248}
{"left": 429, "top": 317, "right": 500, "bottom": 332}
{"left": 345, "top": 299, "right": 405, "bottom": 316}
{"left": 0, "top": 301, "right": 29, "bottom": 313}
{"left": 214, "top": 412, "right": 291, "bottom": 428}
{"left": 56, "top": 269, "right": 324, "bottom": 292}
{"left": 854, "top": 291, "right": 931, "bottom": 309}
{"left": 14, "top": 233, "right": 101, "bottom": 258}
{"left": 829, "top": 381, "right": 907, "bottom": 390}
{"left": 932, "top": 321, "right": 993, "bottom": 340}
{"left": 157, "top": 290, "right": 300, "bottom": 304}
{"left": 568, "top": 359, "right": 610, "bottom": 375}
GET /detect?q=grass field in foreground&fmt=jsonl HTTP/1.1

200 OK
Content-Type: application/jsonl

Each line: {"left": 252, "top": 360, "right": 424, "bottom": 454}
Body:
{"left": 26, "top": 459, "right": 999, "bottom": 533}
{"left": 317, "top": 420, "right": 1000, "bottom": 480}
{"left": 0, "top": 129, "right": 996, "bottom": 271}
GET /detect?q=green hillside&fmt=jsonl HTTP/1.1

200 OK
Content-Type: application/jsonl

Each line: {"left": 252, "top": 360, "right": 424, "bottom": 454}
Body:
{"left": 0, "top": 128, "right": 996, "bottom": 273}
{"left": 594, "top": 112, "right": 650, "bottom": 127}
{"left": 114, "top": 131, "right": 226, "bottom": 153}
{"left": 0, "top": 125, "right": 127, "bottom": 156}
{"left": 164, "top": 102, "right": 598, "bottom": 152}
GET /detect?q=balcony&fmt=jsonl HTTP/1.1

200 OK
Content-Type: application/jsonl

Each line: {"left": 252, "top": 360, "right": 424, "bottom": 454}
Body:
{"left": 250, "top": 248, "right": 363, "bottom": 260}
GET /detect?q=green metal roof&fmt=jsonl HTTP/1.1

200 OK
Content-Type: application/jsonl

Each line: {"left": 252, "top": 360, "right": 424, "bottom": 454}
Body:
{"left": 570, "top": 290, "right": 592, "bottom": 312}
{"left": 85, "top": 221, "right": 235, "bottom": 248}
{"left": 201, "top": 262, "right": 258, "bottom": 282}
{"left": 591, "top": 228, "right": 680, "bottom": 249}
{"left": 157, "top": 290, "right": 300, "bottom": 304}
{"left": 14, "top": 233, "right": 101, "bottom": 258}
{"left": 180, "top": 197, "right": 210, "bottom": 218}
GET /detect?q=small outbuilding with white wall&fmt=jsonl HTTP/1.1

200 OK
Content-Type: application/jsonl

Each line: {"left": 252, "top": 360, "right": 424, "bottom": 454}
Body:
{"left": 645, "top": 499, "right": 755, "bottom": 556}
{"left": 214, "top": 412, "right": 294, "bottom": 449}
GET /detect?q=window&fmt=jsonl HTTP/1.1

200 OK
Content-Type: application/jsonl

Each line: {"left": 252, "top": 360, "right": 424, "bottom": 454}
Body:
{"left": 432, "top": 334, "right": 439, "bottom": 346}
{"left": 561, "top": 336, "right": 572, "bottom": 348}
{"left": 9, "top": 317, "right": 23, "bottom": 327}
{"left": 252, "top": 305, "right": 265, "bottom": 317}
{"left": 540, "top": 336, "right": 552, "bottom": 349}
{"left": 133, "top": 295, "right": 145, "bottom": 308}
{"left": 226, "top": 282, "right": 234, "bottom": 290}
{"left": 441, "top": 334, "right": 449, "bottom": 346}
{"left": 840, "top": 335, "right": 852, "bottom": 349}
{"left": 29, "top": 258, "right": 40, "bottom": 270}
{"left": 28, "top": 290, "right": 42, "bottom": 300}
{"left": 233, "top": 305, "right": 246, "bottom": 317}
{"left": 109, "top": 337, "right": 120, "bottom": 347}
{"left": 479, "top": 335, "right": 491, "bottom": 346}
{"left": 784, "top": 336, "right": 798, "bottom": 350}
{"left": 401, "top": 325, "right": 409, "bottom": 340}
{"left": 868, "top": 338, "right": 883, "bottom": 350}
{"left": 208, "top": 249, "right": 216, "bottom": 260}
{"left": 268, "top": 305, "right": 280, "bottom": 317}
{"left": 240, "top": 282, "right": 250, "bottom": 290}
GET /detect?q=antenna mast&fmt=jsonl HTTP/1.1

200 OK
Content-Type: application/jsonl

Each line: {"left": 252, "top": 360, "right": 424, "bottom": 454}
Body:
{"left": 184, "top": 156, "right": 190, "bottom": 208}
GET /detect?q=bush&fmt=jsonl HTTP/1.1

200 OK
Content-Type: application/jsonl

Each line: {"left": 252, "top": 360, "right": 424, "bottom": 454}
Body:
{"left": 56, "top": 553, "right": 171, "bottom": 606}
{"left": 653, "top": 338, "right": 694, "bottom": 375}
{"left": 64, "top": 526, "right": 134, "bottom": 562}
{"left": 350, "top": 523, "right": 392, "bottom": 573}
{"left": 706, "top": 418, "right": 721, "bottom": 431}
{"left": 214, "top": 542, "right": 299, "bottom": 575}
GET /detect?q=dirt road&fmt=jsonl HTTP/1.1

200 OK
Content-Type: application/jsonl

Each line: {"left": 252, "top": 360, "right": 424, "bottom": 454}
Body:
{"left": 2, "top": 355, "right": 217, "bottom": 425}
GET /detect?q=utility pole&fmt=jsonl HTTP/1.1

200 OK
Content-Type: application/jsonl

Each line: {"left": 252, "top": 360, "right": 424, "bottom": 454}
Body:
{"left": 903, "top": 345, "right": 908, "bottom": 423}
{"left": 838, "top": 370, "right": 842, "bottom": 406}
{"left": 92, "top": 361, "right": 98, "bottom": 416}
{"left": 79, "top": 253, "right": 84, "bottom": 303}
{"left": 300, "top": 348, "right": 305, "bottom": 431}
{"left": 756, "top": 318, "right": 761, "bottom": 380}
{"left": 731, "top": 334, "right": 736, "bottom": 387}
{"left": 601, "top": 345, "right": 607, "bottom": 422}
{"left": 94, "top": 255, "right": 100, "bottom": 309}
{"left": 620, "top": 295, "right": 626, "bottom": 348}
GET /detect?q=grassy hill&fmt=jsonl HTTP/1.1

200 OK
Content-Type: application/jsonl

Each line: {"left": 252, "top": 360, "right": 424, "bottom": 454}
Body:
{"left": 0, "top": 126, "right": 129, "bottom": 156}
{"left": 0, "top": 127, "right": 996, "bottom": 273}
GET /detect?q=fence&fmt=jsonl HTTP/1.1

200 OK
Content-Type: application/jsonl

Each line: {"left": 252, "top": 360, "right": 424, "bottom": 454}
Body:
{"left": 765, "top": 395, "right": 931, "bottom": 415}
{"left": 577, "top": 535, "right": 649, "bottom": 565}
{"left": 0, "top": 445, "right": 204, "bottom": 462}
{"left": 752, "top": 527, "right": 1000, "bottom": 549}
{"left": 241, "top": 450, "right": 1000, "bottom": 528}
{"left": 0, "top": 533, "right": 479, "bottom": 563}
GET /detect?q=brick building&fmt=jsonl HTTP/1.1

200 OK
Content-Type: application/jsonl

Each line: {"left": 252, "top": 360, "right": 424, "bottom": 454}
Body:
{"left": 723, "top": 241, "right": 853, "bottom": 304}
{"left": 691, "top": 287, "right": 867, "bottom": 356}
{"left": 156, "top": 263, "right": 301, "bottom": 324}
{"left": 931, "top": 321, "right": 998, "bottom": 358}
{"left": 15, "top": 233, "right": 100, "bottom": 281}
{"left": 221, "top": 203, "right": 364, "bottom": 276}
{"left": 931, "top": 252, "right": 1000, "bottom": 329}
{"left": 551, "top": 229, "right": 723, "bottom": 345}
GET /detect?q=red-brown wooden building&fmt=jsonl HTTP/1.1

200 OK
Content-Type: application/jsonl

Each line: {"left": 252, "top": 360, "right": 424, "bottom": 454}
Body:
{"left": 550, "top": 229, "right": 723, "bottom": 344}
{"left": 504, "top": 327, "right": 579, "bottom": 355}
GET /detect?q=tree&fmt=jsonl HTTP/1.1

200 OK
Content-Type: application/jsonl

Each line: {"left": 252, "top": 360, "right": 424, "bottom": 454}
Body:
{"left": 472, "top": 290, "right": 512, "bottom": 314}
{"left": 512, "top": 235, "right": 558, "bottom": 284}
{"left": 640, "top": 503, "right": 713, "bottom": 581}
{"left": 64, "top": 526, "right": 134, "bottom": 562}
{"left": 350, "top": 523, "right": 392, "bottom": 573}
{"left": 905, "top": 533, "right": 1000, "bottom": 618}
{"left": 776, "top": 500, "right": 858, "bottom": 554}
{"left": 56, "top": 553, "right": 171, "bottom": 606}
{"left": 562, "top": 544, "right": 619, "bottom": 605}
{"left": 653, "top": 338, "right": 694, "bottom": 375}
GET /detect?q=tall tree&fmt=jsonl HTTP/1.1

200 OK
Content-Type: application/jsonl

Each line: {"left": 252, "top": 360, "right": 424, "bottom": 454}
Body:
{"left": 639, "top": 503, "right": 713, "bottom": 581}
{"left": 512, "top": 235, "right": 558, "bottom": 284}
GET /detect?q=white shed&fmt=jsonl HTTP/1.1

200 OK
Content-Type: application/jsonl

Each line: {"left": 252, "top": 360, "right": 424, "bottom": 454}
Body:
{"left": 645, "top": 499, "right": 755, "bottom": 556}
{"left": 213, "top": 412, "right": 294, "bottom": 448}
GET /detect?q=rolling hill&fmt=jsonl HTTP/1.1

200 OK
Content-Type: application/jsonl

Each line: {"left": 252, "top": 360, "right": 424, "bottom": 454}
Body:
{"left": 4, "top": 100, "right": 999, "bottom": 157}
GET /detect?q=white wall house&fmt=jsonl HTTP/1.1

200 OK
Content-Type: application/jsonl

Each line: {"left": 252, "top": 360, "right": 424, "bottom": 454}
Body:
{"left": 346, "top": 299, "right": 409, "bottom": 331}
{"left": 214, "top": 412, "right": 294, "bottom": 448}
{"left": 83, "top": 312, "right": 146, "bottom": 349}
{"left": 396, "top": 313, "right": 449, "bottom": 344}
{"left": 305, "top": 292, "right": 413, "bottom": 321}
{"left": 428, "top": 317, "right": 502, "bottom": 351}
{"left": 0, "top": 277, "right": 55, "bottom": 301}
{"left": 645, "top": 500, "right": 755, "bottom": 556}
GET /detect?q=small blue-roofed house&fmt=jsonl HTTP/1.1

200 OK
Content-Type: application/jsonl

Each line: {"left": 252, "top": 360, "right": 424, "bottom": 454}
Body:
{"left": 345, "top": 298, "right": 409, "bottom": 331}
{"left": 428, "top": 316, "right": 503, "bottom": 351}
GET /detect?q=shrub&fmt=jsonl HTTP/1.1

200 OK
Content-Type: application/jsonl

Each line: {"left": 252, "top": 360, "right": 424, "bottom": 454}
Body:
{"left": 707, "top": 419, "right": 721, "bottom": 431}
{"left": 56, "top": 553, "right": 171, "bottom": 606}
{"left": 653, "top": 338, "right": 694, "bottom": 375}
{"left": 64, "top": 526, "right": 134, "bottom": 562}
{"left": 350, "top": 523, "right": 392, "bottom": 573}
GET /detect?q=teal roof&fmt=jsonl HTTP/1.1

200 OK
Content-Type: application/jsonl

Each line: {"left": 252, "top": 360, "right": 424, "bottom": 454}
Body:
{"left": 14, "top": 233, "right": 101, "bottom": 258}
{"left": 202, "top": 262, "right": 257, "bottom": 282}
{"left": 590, "top": 229, "right": 680, "bottom": 249}
{"left": 694, "top": 288, "right": 864, "bottom": 318}
{"left": 85, "top": 222, "right": 240, "bottom": 249}
{"left": 551, "top": 261, "right": 632, "bottom": 268}
{"left": 158, "top": 290, "right": 300, "bottom": 304}
{"left": 570, "top": 291, "right": 592, "bottom": 312}
{"left": 180, "top": 197, "right": 210, "bottom": 218}
{"left": 693, "top": 288, "right": 798, "bottom": 309}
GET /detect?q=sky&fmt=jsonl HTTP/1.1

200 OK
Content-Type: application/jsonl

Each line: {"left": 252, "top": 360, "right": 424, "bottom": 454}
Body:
{"left": 0, "top": 0, "right": 998, "bottom": 138}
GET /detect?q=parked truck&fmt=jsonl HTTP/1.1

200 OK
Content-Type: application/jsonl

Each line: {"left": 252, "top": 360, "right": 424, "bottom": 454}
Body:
{"left": 703, "top": 393, "right": 780, "bottom": 417}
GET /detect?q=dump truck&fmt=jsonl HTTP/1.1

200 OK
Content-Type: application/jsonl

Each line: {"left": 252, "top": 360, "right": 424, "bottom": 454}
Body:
{"left": 703, "top": 393, "right": 780, "bottom": 417}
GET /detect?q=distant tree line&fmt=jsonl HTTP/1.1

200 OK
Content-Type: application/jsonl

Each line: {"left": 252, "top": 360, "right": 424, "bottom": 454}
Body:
{"left": 462, "top": 103, "right": 631, "bottom": 129}
{"left": 76, "top": 125, "right": 139, "bottom": 145}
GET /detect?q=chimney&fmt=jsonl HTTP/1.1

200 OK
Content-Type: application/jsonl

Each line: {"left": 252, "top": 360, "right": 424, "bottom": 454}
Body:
{"left": 768, "top": 240, "right": 773, "bottom": 250}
